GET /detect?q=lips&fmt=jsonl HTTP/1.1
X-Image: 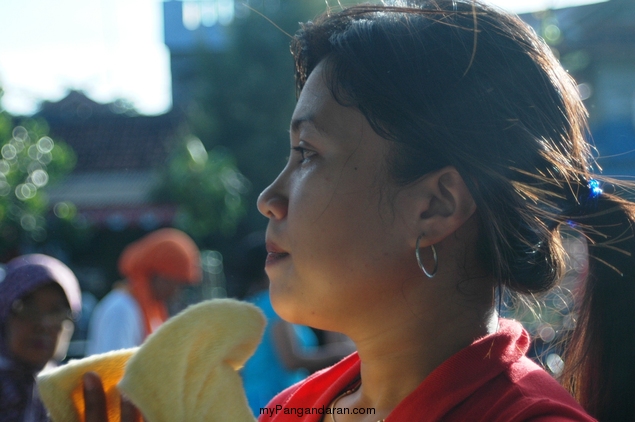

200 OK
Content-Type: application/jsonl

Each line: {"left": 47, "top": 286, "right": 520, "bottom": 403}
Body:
{"left": 265, "top": 241, "right": 290, "bottom": 265}
{"left": 29, "top": 335, "right": 55, "bottom": 351}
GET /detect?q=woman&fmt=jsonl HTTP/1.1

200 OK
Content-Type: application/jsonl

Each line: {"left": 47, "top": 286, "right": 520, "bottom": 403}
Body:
{"left": 256, "top": 1, "right": 634, "bottom": 420}
{"left": 0, "top": 254, "right": 81, "bottom": 422}
{"left": 85, "top": 1, "right": 634, "bottom": 420}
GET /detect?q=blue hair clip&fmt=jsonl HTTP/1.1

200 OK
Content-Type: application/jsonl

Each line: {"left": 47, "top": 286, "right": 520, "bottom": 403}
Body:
{"left": 588, "top": 179, "right": 603, "bottom": 199}
{"left": 567, "top": 179, "right": 603, "bottom": 225}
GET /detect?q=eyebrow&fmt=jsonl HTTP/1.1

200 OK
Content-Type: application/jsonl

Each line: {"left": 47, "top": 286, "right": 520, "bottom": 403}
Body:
{"left": 290, "top": 116, "right": 327, "bottom": 136}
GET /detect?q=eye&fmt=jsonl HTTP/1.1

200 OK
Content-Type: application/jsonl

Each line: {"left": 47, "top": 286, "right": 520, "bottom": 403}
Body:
{"left": 291, "top": 146, "right": 316, "bottom": 164}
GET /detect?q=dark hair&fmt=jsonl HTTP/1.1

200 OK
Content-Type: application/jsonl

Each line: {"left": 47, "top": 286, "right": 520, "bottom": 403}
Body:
{"left": 290, "top": 1, "right": 635, "bottom": 419}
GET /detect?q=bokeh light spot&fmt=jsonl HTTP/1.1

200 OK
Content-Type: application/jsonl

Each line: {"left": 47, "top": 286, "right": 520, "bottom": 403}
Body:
{"left": 0, "top": 160, "right": 10, "bottom": 175}
{"left": 12, "top": 126, "right": 28, "bottom": 141}
{"left": 577, "top": 83, "right": 592, "bottom": 101}
{"left": 28, "top": 145, "right": 39, "bottom": 160}
{"left": 38, "top": 151, "right": 53, "bottom": 164}
{"left": 544, "top": 24, "right": 561, "bottom": 43}
{"left": 54, "top": 201, "right": 76, "bottom": 219}
{"left": 187, "top": 137, "right": 208, "bottom": 165}
{"left": 15, "top": 183, "right": 37, "bottom": 200}
{"left": 1, "top": 144, "right": 17, "bottom": 160}
{"left": 202, "top": 250, "right": 223, "bottom": 274}
{"left": 10, "top": 137, "right": 25, "bottom": 153}
{"left": 546, "top": 353, "right": 565, "bottom": 375}
{"left": 37, "top": 136, "right": 55, "bottom": 153}
{"left": 30, "top": 169, "right": 49, "bottom": 187}
{"left": 538, "top": 324, "right": 556, "bottom": 342}
{"left": 0, "top": 181, "right": 10, "bottom": 196}
{"left": 20, "top": 214, "right": 37, "bottom": 231}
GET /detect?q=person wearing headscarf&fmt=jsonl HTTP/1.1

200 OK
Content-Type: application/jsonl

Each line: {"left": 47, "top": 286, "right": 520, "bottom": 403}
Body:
{"left": 0, "top": 254, "right": 81, "bottom": 422}
{"left": 86, "top": 228, "right": 201, "bottom": 355}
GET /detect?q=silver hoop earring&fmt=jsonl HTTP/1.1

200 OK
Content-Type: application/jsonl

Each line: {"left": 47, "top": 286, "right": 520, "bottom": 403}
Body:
{"left": 416, "top": 235, "right": 438, "bottom": 278}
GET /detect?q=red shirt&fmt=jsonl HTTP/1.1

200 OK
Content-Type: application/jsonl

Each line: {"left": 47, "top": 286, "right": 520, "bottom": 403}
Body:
{"left": 258, "top": 319, "right": 595, "bottom": 421}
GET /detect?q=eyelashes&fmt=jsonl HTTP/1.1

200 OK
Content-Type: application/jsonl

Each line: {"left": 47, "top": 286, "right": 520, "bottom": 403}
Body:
{"left": 291, "top": 146, "right": 317, "bottom": 164}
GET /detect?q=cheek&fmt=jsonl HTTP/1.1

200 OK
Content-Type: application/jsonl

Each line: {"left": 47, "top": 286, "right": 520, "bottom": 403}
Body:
{"left": 5, "top": 318, "right": 62, "bottom": 365}
{"left": 5, "top": 320, "right": 25, "bottom": 354}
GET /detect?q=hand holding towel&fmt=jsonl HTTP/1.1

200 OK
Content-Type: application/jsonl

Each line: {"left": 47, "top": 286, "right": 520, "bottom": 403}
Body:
{"left": 37, "top": 299, "right": 266, "bottom": 422}
{"left": 37, "top": 348, "right": 137, "bottom": 422}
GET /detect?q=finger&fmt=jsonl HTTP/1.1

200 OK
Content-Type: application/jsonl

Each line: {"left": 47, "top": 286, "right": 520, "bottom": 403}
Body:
{"left": 83, "top": 372, "right": 108, "bottom": 422}
{"left": 120, "top": 395, "right": 141, "bottom": 422}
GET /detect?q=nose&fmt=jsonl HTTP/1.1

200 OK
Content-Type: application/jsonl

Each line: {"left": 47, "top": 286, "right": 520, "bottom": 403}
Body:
{"left": 257, "top": 179, "right": 288, "bottom": 220}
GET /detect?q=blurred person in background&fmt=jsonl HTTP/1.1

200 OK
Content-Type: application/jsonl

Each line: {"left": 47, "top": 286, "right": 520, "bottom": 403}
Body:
{"left": 86, "top": 228, "right": 201, "bottom": 355}
{"left": 0, "top": 254, "right": 81, "bottom": 422}
{"left": 236, "top": 232, "right": 355, "bottom": 414}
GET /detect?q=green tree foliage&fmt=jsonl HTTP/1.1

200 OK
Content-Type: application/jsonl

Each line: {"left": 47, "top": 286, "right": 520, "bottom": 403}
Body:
{"left": 0, "top": 112, "right": 76, "bottom": 257}
{"left": 185, "top": 0, "right": 336, "bottom": 229}
{"left": 154, "top": 136, "right": 250, "bottom": 239}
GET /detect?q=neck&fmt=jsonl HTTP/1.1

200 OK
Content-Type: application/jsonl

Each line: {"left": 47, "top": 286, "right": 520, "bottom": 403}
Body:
{"left": 340, "top": 282, "right": 497, "bottom": 418}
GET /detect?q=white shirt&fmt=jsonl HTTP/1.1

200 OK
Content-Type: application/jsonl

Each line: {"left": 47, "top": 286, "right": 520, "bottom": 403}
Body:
{"left": 85, "top": 289, "right": 144, "bottom": 356}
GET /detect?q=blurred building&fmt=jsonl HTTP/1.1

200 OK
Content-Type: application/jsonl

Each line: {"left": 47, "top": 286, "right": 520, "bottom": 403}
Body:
{"left": 163, "top": 0, "right": 233, "bottom": 111}
{"left": 29, "top": 1, "right": 253, "bottom": 292}
{"left": 34, "top": 91, "right": 186, "bottom": 293}
{"left": 40, "top": 91, "right": 181, "bottom": 232}
{"left": 520, "top": 0, "right": 635, "bottom": 177}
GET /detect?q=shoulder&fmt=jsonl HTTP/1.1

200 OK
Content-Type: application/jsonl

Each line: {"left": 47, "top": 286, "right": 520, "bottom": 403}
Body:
{"left": 86, "top": 289, "right": 145, "bottom": 354}
{"left": 394, "top": 320, "right": 595, "bottom": 421}
{"left": 478, "top": 356, "right": 596, "bottom": 421}
{"left": 466, "top": 322, "right": 595, "bottom": 421}
{"left": 93, "top": 289, "right": 141, "bottom": 317}
{"left": 88, "top": 289, "right": 143, "bottom": 334}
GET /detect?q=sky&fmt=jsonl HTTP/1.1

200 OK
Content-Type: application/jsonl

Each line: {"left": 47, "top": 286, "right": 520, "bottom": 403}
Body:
{"left": 0, "top": 0, "right": 608, "bottom": 116}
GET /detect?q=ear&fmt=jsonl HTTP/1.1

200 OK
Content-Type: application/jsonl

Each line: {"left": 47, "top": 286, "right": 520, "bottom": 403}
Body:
{"left": 409, "top": 166, "right": 476, "bottom": 247}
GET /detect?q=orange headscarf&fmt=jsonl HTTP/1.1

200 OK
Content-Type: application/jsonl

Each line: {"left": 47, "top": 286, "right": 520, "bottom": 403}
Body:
{"left": 118, "top": 228, "right": 202, "bottom": 337}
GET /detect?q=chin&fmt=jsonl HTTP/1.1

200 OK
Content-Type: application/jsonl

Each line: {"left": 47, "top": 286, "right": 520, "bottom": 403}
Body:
{"left": 22, "top": 346, "right": 56, "bottom": 369}
{"left": 269, "top": 293, "right": 293, "bottom": 321}
{"left": 22, "top": 355, "right": 53, "bottom": 370}
{"left": 269, "top": 290, "right": 305, "bottom": 325}
{"left": 271, "top": 295, "right": 333, "bottom": 332}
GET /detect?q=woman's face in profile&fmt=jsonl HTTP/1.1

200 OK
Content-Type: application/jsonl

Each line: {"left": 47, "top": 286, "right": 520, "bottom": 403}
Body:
{"left": 257, "top": 61, "right": 423, "bottom": 331}
{"left": 5, "top": 283, "right": 70, "bottom": 368}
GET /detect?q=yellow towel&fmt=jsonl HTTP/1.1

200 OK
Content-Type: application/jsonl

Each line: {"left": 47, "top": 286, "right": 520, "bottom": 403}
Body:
{"left": 37, "top": 299, "right": 266, "bottom": 422}
{"left": 37, "top": 348, "right": 137, "bottom": 422}
{"left": 119, "top": 298, "right": 264, "bottom": 422}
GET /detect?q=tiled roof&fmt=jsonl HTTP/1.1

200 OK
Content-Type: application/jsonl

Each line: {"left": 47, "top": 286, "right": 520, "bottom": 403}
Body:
{"left": 35, "top": 92, "right": 185, "bottom": 224}
{"left": 36, "top": 91, "right": 184, "bottom": 173}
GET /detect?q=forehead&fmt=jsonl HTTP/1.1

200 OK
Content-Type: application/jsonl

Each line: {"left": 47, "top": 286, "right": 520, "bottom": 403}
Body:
{"left": 291, "top": 62, "right": 378, "bottom": 149}
{"left": 20, "top": 283, "right": 68, "bottom": 306}
{"left": 291, "top": 63, "right": 333, "bottom": 132}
